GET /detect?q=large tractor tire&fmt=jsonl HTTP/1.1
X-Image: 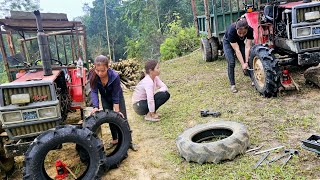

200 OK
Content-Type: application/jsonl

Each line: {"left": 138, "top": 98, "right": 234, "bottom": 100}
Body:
{"left": 210, "top": 37, "right": 219, "bottom": 61}
{"left": 176, "top": 121, "right": 249, "bottom": 164}
{"left": 200, "top": 38, "right": 212, "bottom": 62}
{"left": 82, "top": 110, "right": 131, "bottom": 169}
{"left": 249, "top": 45, "right": 281, "bottom": 98}
{"left": 23, "top": 125, "right": 106, "bottom": 180}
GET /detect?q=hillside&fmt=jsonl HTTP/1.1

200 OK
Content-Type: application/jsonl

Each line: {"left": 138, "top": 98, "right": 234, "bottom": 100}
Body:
{"left": 130, "top": 50, "right": 320, "bottom": 179}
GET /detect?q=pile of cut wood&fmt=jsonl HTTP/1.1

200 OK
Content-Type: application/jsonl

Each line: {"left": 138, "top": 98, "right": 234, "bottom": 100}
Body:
{"left": 111, "top": 59, "right": 141, "bottom": 89}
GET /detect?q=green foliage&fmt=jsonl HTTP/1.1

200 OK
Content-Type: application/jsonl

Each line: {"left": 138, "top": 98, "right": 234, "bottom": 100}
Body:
{"left": 0, "top": 0, "right": 39, "bottom": 17}
{"left": 0, "top": 61, "right": 8, "bottom": 84}
{"left": 83, "top": 0, "right": 130, "bottom": 61}
{"left": 160, "top": 18, "right": 199, "bottom": 60}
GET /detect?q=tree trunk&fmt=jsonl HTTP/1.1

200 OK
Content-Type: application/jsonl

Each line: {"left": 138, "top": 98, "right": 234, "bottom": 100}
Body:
{"left": 191, "top": 0, "right": 199, "bottom": 36}
{"left": 204, "top": 0, "right": 212, "bottom": 39}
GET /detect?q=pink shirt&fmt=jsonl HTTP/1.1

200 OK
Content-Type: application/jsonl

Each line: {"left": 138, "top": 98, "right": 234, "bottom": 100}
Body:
{"left": 132, "top": 75, "right": 168, "bottom": 112}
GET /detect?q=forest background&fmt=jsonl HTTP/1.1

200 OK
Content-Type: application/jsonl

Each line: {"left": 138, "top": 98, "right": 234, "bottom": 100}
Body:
{"left": 0, "top": 0, "right": 209, "bottom": 83}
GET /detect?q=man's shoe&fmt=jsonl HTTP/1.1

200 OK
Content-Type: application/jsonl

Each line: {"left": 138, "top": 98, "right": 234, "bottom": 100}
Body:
{"left": 230, "top": 85, "right": 238, "bottom": 93}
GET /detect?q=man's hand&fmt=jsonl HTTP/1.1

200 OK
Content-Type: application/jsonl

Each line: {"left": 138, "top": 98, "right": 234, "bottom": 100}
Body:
{"left": 91, "top": 107, "right": 99, "bottom": 115}
{"left": 242, "top": 62, "right": 248, "bottom": 70}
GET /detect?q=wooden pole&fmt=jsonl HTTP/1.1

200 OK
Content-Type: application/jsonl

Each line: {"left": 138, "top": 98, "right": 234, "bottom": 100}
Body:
{"left": 6, "top": 32, "right": 15, "bottom": 56}
{"left": 0, "top": 33, "right": 12, "bottom": 82}
{"left": 75, "top": 26, "right": 81, "bottom": 59}
{"left": 191, "top": 0, "right": 199, "bottom": 36}
{"left": 70, "top": 34, "right": 76, "bottom": 63}
{"left": 79, "top": 25, "right": 87, "bottom": 64}
{"left": 104, "top": 0, "right": 112, "bottom": 59}
{"left": 204, "top": 0, "right": 212, "bottom": 39}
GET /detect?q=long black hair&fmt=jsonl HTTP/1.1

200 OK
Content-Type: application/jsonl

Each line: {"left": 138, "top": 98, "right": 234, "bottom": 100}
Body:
{"left": 89, "top": 55, "right": 110, "bottom": 89}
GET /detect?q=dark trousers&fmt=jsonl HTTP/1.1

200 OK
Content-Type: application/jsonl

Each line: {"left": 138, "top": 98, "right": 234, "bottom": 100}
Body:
{"left": 223, "top": 38, "right": 245, "bottom": 86}
{"left": 133, "top": 91, "right": 170, "bottom": 115}
{"left": 102, "top": 96, "right": 128, "bottom": 141}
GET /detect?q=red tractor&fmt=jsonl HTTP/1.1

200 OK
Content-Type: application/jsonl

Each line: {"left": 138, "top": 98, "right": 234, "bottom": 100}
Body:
{"left": 0, "top": 10, "right": 89, "bottom": 176}
{"left": 197, "top": 0, "right": 320, "bottom": 97}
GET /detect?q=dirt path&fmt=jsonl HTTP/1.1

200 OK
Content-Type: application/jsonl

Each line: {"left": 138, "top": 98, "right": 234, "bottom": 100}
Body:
{"left": 101, "top": 92, "right": 177, "bottom": 180}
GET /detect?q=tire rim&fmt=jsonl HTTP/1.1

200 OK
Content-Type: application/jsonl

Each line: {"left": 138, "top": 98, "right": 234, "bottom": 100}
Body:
{"left": 192, "top": 128, "right": 233, "bottom": 143}
{"left": 253, "top": 56, "right": 265, "bottom": 88}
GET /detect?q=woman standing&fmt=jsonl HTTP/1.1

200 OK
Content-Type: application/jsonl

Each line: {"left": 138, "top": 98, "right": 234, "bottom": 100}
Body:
{"left": 132, "top": 60, "right": 170, "bottom": 122}
{"left": 223, "top": 17, "right": 254, "bottom": 93}
{"left": 90, "top": 55, "right": 136, "bottom": 150}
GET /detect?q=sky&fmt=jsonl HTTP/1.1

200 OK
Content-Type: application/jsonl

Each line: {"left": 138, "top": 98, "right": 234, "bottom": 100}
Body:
{"left": 40, "top": 0, "right": 94, "bottom": 20}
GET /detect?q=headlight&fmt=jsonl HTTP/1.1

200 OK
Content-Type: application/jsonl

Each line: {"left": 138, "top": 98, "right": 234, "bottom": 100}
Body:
{"left": 2, "top": 112, "right": 22, "bottom": 123}
{"left": 305, "top": 11, "right": 320, "bottom": 21}
{"left": 11, "top": 94, "right": 30, "bottom": 105}
{"left": 38, "top": 107, "right": 57, "bottom": 119}
{"left": 297, "top": 27, "right": 311, "bottom": 37}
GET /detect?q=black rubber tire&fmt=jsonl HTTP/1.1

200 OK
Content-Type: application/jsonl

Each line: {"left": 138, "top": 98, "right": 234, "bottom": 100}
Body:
{"left": 82, "top": 110, "right": 131, "bottom": 169}
{"left": 249, "top": 45, "right": 281, "bottom": 98}
{"left": 0, "top": 142, "right": 14, "bottom": 176}
{"left": 210, "top": 37, "right": 219, "bottom": 61}
{"left": 176, "top": 121, "right": 249, "bottom": 164}
{"left": 200, "top": 38, "right": 212, "bottom": 62}
{"left": 23, "top": 125, "right": 106, "bottom": 180}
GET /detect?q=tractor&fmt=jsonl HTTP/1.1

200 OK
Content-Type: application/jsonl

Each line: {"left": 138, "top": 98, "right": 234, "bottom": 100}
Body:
{"left": 0, "top": 11, "right": 132, "bottom": 179}
{"left": 0, "top": 10, "right": 89, "bottom": 176}
{"left": 197, "top": 0, "right": 320, "bottom": 97}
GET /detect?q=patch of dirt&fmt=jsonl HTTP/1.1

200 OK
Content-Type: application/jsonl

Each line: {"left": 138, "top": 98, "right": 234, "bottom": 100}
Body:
{"left": 102, "top": 92, "right": 177, "bottom": 180}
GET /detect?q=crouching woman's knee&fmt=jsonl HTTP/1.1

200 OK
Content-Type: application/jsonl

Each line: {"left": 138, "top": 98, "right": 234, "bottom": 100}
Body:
{"left": 164, "top": 91, "right": 170, "bottom": 101}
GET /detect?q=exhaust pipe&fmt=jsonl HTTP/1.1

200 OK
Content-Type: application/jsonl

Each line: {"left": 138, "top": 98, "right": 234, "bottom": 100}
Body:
{"left": 34, "top": 10, "right": 52, "bottom": 76}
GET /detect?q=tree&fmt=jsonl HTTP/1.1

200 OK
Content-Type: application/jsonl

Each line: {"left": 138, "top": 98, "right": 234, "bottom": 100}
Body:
{"left": 83, "top": 0, "right": 130, "bottom": 61}
{"left": 0, "top": 0, "right": 40, "bottom": 17}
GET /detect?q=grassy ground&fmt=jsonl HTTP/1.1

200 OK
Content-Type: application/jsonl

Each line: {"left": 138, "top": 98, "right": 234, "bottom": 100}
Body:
{"left": 152, "top": 50, "right": 320, "bottom": 179}
{"left": 8, "top": 50, "right": 320, "bottom": 179}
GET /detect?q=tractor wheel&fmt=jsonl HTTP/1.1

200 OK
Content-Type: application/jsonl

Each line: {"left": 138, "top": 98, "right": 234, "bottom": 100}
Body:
{"left": 200, "top": 38, "right": 212, "bottom": 62}
{"left": 249, "top": 45, "right": 281, "bottom": 98}
{"left": 210, "top": 37, "right": 219, "bottom": 61}
{"left": 176, "top": 121, "right": 249, "bottom": 164}
{"left": 81, "top": 110, "right": 131, "bottom": 169}
{"left": 23, "top": 125, "right": 107, "bottom": 180}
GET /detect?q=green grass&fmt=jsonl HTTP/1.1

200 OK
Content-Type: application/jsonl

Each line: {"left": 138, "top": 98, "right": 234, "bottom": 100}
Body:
{"left": 152, "top": 51, "right": 320, "bottom": 179}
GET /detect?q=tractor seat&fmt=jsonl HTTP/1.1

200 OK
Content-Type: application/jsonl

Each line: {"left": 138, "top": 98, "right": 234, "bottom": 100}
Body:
{"left": 264, "top": 5, "right": 274, "bottom": 22}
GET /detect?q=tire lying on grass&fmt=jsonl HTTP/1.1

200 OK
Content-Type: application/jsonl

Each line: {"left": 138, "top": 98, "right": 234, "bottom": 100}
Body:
{"left": 81, "top": 110, "right": 131, "bottom": 169}
{"left": 176, "top": 121, "right": 249, "bottom": 164}
{"left": 23, "top": 125, "right": 106, "bottom": 180}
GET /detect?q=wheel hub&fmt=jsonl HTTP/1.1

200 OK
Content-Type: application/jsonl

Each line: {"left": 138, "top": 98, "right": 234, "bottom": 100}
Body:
{"left": 253, "top": 57, "right": 265, "bottom": 88}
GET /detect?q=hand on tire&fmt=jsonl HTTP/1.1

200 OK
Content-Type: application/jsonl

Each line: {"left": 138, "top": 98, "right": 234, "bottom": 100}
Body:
{"left": 91, "top": 108, "right": 99, "bottom": 114}
{"left": 117, "top": 112, "right": 124, "bottom": 118}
